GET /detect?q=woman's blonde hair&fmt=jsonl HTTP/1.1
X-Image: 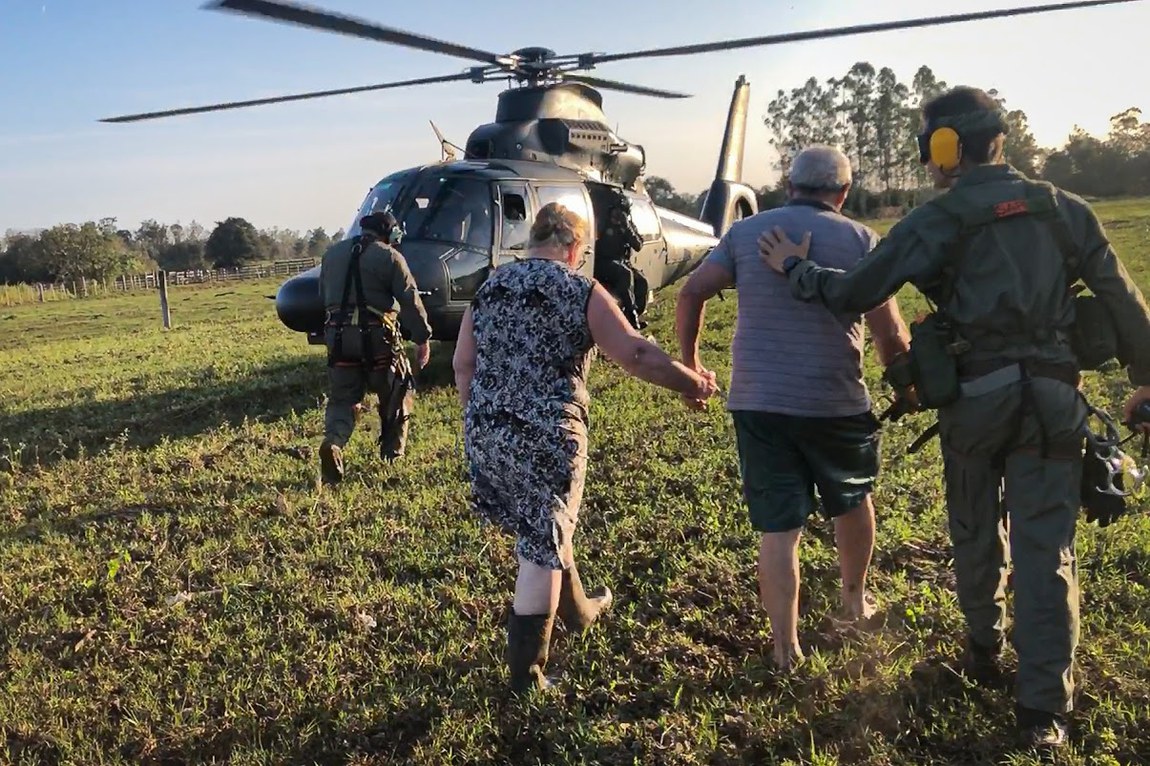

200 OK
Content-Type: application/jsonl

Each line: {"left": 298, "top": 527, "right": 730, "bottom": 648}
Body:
{"left": 529, "top": 202, "right": 588, "bottom": 251}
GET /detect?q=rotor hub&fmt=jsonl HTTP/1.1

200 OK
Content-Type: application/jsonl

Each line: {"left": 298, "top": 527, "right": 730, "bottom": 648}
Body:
{"left": 510, "top": 46, "right": 556, "bottom": 65}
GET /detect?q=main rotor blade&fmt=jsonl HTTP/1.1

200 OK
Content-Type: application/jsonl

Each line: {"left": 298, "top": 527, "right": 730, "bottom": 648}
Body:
{"left": 206, "top": 0, "right": 508, "bottom": 66}
{"left": 560, "top": 74, "right": 691, "bottom": 99}
{"left": 589, "top": 0, "right": 1144, "bottom": 65}
{"left": 100, "top": 72, "right": 475, "bottom": 123}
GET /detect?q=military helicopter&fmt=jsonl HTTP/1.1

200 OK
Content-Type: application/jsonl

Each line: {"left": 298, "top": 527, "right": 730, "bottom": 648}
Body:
{"left": 102, "top": 0, "right": 1143, "bottom": 342}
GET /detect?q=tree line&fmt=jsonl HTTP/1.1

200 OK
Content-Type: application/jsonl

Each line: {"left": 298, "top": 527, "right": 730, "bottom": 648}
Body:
{"left": 0, "top": 217, "right": 344, "bottom": 286}
{"left": 648, "top": 62, "right": 1150, "bottom": 218}
{"left": 761, "top": 62, "right": 1045, "bottom": 210}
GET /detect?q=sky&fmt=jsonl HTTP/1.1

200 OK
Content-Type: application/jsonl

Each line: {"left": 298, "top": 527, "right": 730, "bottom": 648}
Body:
{"left": 2, "top": 0, "right": 1149, "bottom": 236}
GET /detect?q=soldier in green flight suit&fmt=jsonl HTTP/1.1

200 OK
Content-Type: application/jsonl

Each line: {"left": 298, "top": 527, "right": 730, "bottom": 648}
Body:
{"left": 757, "top": 86, "right": 1150, "bottom": 750}
{"left": 318, "top": 211, "right": 433, "bottom": 485}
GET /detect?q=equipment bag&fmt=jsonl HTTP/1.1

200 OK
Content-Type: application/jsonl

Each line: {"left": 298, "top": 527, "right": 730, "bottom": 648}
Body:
{"left": 907, "top": 313, "right": 964, "bottom": 409}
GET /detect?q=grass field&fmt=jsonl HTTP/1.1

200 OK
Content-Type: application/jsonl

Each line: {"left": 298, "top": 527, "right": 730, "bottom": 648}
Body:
{"left": 2, "top": 198, "right": 1150, "bottom": 765}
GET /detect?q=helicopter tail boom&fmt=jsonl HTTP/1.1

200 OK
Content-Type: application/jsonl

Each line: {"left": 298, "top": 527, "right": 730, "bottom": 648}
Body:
{"left": 714, "top": 74, "right": 749, "bottom": 183}
{"left": 699, "top": 75, "right": 758, "bottom": 237}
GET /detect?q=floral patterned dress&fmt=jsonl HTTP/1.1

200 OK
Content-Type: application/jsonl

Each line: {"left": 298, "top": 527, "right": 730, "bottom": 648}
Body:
{"left": 464, "top": 257, "right": 597, "bottom": 571}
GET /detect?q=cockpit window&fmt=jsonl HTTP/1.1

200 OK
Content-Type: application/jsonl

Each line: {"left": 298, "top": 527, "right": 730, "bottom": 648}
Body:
{"left": 346, "top": 169, "right": 419, "bottom": 237}
{"left": 402, "top": 176, "right": 493, "bottom": 250}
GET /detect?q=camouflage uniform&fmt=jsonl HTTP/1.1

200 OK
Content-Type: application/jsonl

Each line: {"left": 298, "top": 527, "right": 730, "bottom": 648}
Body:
{"left": 785, "top": 164, "right": 1150, "bottom": 721}
{"left": 318, "top": 234, "right": 431, "bottom": 471}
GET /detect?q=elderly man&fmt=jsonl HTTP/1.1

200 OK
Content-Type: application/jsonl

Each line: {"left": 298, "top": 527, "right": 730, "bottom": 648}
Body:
{"left": 675, "top": 145, "right": 911, "bottom": 670}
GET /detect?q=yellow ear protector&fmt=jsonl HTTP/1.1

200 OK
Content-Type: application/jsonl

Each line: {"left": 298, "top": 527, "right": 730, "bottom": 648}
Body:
{"left": 917, "top": 110, "right": 1009, "bottom": 173}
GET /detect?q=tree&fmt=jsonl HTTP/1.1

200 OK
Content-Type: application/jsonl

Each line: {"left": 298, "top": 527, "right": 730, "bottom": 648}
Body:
{"left": 839, "top": 62, "right": 878, "bottom": 191}
{"left": 205, "top": 217, "right": 263, "bottom": 269}
{"left": 765, "top": 77, "right": 842, "bottom": 177}
{"left": 35, "top": 222, "right": 137, "bottom": 282}
{"left": 986, "top": 90, "right": 1042, "bottom": 178}
{"left": 643, "top": 176, "right": 698, "bottom": 215}
{"left": 307, "top": 227, "right": 332, "bottom": 259}
{"left": 0, "top": 233, "right": 49, "bottom": 284}
{"left": 161, "top": 240, "right": 208, "bottom": 271}
{"left": 135, "top": 219, "right": 171, "bottom": 264}
{"left": 873, "top": 66, "right": 911, "bottom": 199}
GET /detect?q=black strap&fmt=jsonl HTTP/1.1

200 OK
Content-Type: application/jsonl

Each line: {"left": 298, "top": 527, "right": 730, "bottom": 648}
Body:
{"left": 330, "top": 236, "right": 378, "bottom": 366}
{"left": 337, "top": 235, "right": 365, "bottom": 318}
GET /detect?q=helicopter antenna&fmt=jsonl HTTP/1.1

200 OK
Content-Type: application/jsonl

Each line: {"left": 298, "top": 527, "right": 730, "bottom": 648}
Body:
{"left": 430, "top": 120, "right": 462, "bottom": 162}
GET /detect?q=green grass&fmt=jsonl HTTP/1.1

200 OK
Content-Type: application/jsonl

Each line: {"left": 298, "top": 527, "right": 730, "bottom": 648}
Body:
{"left": 2, "top": 199, "right": 1150, "bottom": 765}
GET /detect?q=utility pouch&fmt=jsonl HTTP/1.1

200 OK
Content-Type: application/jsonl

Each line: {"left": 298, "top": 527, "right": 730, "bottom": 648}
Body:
{"left": 324, "top": 319, "right": 392, "bottom": 367}
{"left": 907, "top": 313, "right": 963, "bottom": 409}
{"left": 1069, "top": 292, "right": 1121, "bottom": 371}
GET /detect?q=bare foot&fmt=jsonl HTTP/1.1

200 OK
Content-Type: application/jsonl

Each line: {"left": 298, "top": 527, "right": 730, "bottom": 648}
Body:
{"left": 772, "top": 645, "right": 805, "bottom": 673}
{"left": 831, "top": 591, "right": 881, "bottom": 632}
{"left": 841, "top": 589, "right": 877, "bottom": 621}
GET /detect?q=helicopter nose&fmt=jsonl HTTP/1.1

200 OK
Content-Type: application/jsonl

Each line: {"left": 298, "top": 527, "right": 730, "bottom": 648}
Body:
{"left": 275, "top": 267, "right": 323, "bottom": 334}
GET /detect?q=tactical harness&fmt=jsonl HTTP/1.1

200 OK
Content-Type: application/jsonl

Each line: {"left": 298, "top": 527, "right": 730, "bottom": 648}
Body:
{"left": 323, "top": 236, "right": 417, "bottom": 461}
{"left": 880, "top": 179, "right": 1142, "bottom": 524}
{"left": 325, "top": 236, "right": 398, "bottom": 366}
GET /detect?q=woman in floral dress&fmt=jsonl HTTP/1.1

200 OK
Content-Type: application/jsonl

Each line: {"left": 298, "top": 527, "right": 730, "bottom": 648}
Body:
{"left": 453, "top": 201, "right": 718, "bottom": 692}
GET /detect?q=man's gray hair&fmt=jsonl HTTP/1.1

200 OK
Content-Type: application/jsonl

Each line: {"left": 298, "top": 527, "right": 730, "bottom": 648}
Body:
{"left": 789, "top": 145, "right": 853, "bottom": 192}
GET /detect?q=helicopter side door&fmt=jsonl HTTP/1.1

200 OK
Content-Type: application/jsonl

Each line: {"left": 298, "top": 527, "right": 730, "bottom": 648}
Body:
{"left": 493, "top": 181, "right": 533, "bottom": 269}
{"left": 623, "top": 192, "right": 670, "bottom": 289}
{"left": 530, "top": 182, "right": 595, "bottom": 279}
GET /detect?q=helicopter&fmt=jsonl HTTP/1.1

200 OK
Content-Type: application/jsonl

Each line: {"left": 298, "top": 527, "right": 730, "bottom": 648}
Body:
{"left": 101, "top": 0, "right": 1145, "bottom": 343}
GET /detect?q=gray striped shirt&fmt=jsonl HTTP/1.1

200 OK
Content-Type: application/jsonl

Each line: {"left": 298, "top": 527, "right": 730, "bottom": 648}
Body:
{"left": 705, "top": 199, "right": 880, "bottom": 417}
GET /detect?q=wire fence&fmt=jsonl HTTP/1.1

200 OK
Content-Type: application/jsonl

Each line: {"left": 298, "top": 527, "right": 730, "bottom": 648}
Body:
{"left": 0, "top": 258, "right": 317, "bottom": 307}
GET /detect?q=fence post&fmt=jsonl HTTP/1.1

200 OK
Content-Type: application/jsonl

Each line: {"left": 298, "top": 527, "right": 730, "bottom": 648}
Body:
{"left": 158, "top": 270, "right": 171, "bottom": 329}
{"left": 37, "top": 283, "right": 44, "bottom": 303}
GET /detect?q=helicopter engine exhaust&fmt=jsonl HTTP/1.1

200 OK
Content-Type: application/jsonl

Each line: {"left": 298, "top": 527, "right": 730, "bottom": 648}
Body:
{"left": 698, "top": 74, "right": 758, "bottom": 238}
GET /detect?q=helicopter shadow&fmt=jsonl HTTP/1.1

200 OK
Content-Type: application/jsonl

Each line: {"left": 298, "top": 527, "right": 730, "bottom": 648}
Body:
{"left": 0, "top": 355, "right": 328, "bottom": 471}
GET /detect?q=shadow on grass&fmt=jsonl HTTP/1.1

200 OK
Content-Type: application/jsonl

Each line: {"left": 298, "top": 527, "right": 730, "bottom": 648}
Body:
{"left": 1, "top": 337, "right": 462, "bottom": 473}
{"left": 0, "top": 356, "right": 327, "bottom": 470}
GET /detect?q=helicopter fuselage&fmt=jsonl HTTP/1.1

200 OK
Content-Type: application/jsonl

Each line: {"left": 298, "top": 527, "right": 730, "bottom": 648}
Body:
{"left": 274, "top": 158, "right": 721, "bottom": 343}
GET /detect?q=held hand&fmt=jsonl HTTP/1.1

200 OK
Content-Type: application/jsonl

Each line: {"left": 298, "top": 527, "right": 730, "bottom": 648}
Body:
{"left": 416, "top": 342, "right": 431, "bottom": 369}
{"left": 680, "top": 369, "right": 718, "bottom": 410}
{"left": 1123, "top": 385, "right": 1150, "bottom": 432}
{"left": 758, "top": 226, "right": 811, "bottom": 274}
{"left": 693, "top": 370, "right": 720, "bottom": 401}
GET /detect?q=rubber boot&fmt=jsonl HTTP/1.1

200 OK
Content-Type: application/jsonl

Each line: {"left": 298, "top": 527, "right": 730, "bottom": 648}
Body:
{"left": 506, "top": 611, "right": 554, "bottom": 693}
{"left": 319, "top": 440, "right": 344, "bottom": 486}
{"left": 557, "top": 563, "right": 613, "bottom": 633}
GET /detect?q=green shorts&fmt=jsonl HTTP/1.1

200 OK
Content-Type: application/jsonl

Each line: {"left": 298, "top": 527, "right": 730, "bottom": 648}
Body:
{"left": 731, "top": 409, "right": 881, "bottom": 533}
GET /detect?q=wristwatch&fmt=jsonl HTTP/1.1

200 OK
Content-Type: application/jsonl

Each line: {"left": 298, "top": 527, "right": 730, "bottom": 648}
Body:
{"left": 782, "top": 255, "right": 803, "bottom": 274}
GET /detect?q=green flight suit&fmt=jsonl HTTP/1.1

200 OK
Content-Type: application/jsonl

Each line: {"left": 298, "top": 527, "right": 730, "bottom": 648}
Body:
{"left": 318, "top": 235, "right": 432, "bottom": 455}
{"left": 786, "top": 163, "right": 1150, "bottom": 716}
